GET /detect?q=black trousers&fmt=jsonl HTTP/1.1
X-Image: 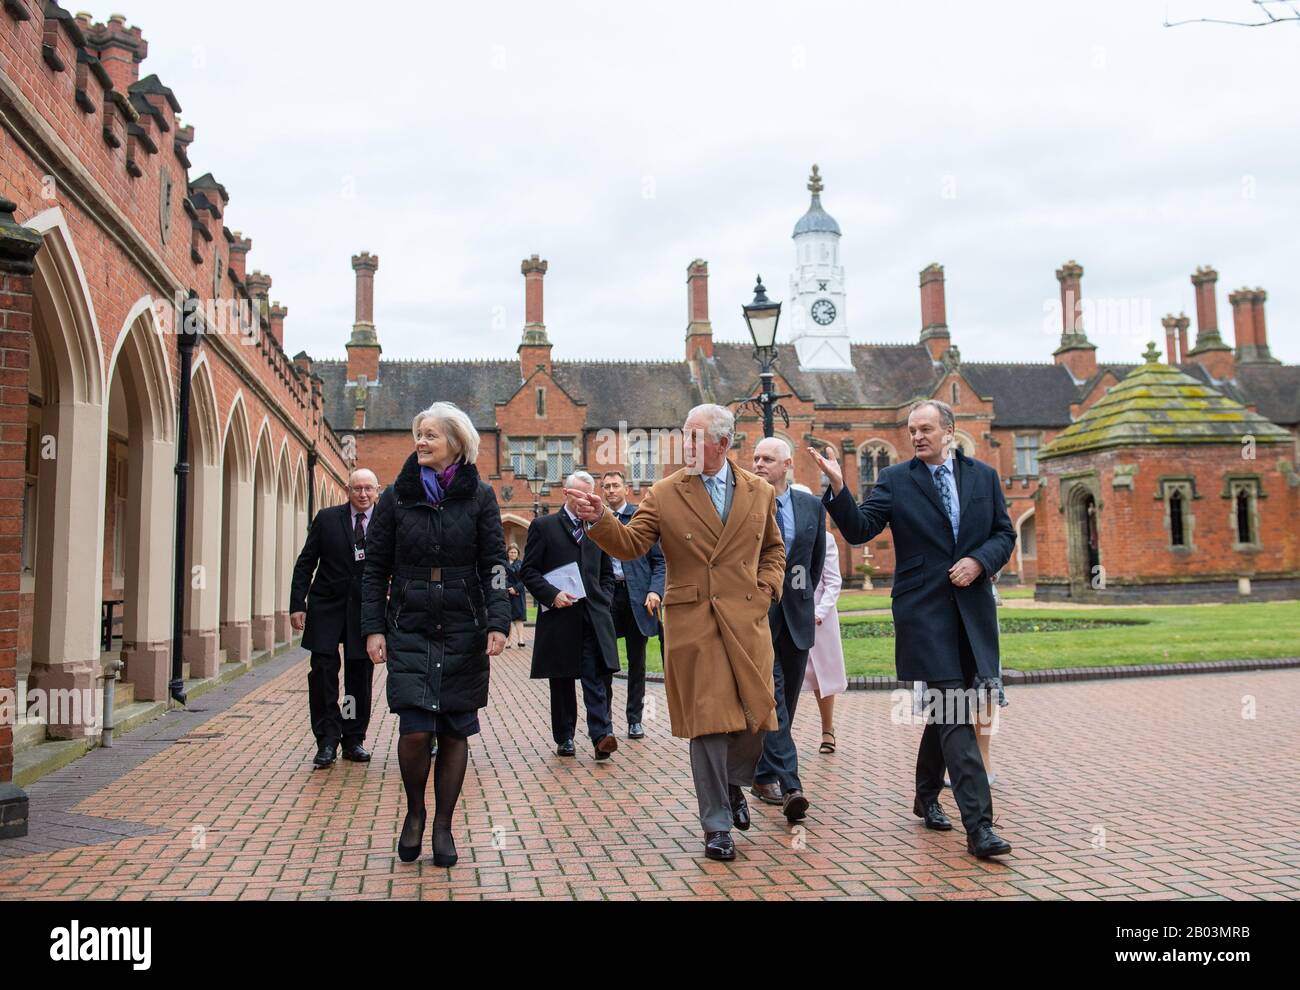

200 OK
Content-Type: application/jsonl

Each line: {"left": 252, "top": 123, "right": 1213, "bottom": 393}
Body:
{"left": 549, "top": 616, "right": 614, "bottom": 745}
{"left": 308, "top": 649, "right": 373, "bottom": 750}
{"left": 915, "top": 621, "right": 993, "bottom": 835}
{"left": 753, "top": 619, "right": 810, "bottom": 794}
{"left": 611, "top": 581, "right": 647, "bottom": 723}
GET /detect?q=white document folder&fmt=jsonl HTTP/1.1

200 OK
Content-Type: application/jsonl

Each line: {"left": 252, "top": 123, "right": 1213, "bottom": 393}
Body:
{"left": 538, "top": 561, "right": 586, "bottom": 612}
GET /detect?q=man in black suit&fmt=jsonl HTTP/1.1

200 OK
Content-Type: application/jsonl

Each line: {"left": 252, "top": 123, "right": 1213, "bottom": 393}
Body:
{"left": 599, "top": 471, "right": 666, "bottom": 740}
{"left": 290, "top": 469, "right": 380, "bottom": 769}
{"left": 810, "top": 399, "right": 1016, "bottom": 858}
{"left": 749, "top": 438, "right": 826, "bottom": 823}
{"left": 521, "top": 471, "right": 621, "bottom": 762}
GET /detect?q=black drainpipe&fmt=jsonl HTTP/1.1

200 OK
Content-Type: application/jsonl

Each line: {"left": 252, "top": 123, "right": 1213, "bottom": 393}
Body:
{"left": 170, "top": 293, "right": 202, "bottom": 707}
{"left": 307, "top": 447, "right": 317, "bottom": 520}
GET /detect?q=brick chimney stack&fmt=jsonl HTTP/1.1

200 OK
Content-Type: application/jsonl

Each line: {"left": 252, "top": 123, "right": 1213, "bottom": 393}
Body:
{"left": 919, "top": 263, "right": 950, "bottom": 361}
{"left": 346, "top": 252, "right": 382, "bottom": 385}
{"left": 518, "top": 255, "right": 553, "bottom": 379}
{"left": 245, "top": 270, "right": 271, "bottom": 319}
{"left": 684, "top": 259, "right": 713, "bottom": 361}
{"left": 268, "top": 302, "right": 287, "bottom": 350}
{"left": 1188, "top": 266, "right": 1233, "bottom": 381}
{"left": 1237, "top": 288, "right": 1280, "bottom": 365}
{"left": 83, "top": 14, "right": 148, "bottom": 94}
{"left": 228, "top": 231, "right": 251, "bottom": 284}
{"left": 1053, "top": 260, "right": 1098, "bottom": 381}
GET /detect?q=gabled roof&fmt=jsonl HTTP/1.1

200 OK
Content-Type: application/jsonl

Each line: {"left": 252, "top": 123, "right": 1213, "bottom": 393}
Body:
{"left": 962, "top": 363, "right": 1080, "bottom": 428}
{"left": 706, "top": 342, "right": 938, "bottom": 409}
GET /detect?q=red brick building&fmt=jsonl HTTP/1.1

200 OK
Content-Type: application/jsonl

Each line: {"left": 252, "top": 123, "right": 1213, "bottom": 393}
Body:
{"left": 0, "top": 8, "right": 353, "bottom": 802}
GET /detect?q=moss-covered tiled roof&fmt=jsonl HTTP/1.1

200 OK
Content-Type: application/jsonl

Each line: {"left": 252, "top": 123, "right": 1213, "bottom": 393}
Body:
{"left": 1039, "top": 344, "right": 1293, "bottom": 460}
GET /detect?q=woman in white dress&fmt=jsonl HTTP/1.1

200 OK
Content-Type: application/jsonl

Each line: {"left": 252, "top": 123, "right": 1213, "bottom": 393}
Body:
{"left": 802, "top": 524, "right": 847, "bottom": 754}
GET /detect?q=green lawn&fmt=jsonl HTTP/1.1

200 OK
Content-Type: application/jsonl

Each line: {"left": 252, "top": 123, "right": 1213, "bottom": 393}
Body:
{"left": 615, "top": 601, "right": 1299, "bottom": 678}
{"left": 838, "top": 586, "right": 1035, "bottom": 611}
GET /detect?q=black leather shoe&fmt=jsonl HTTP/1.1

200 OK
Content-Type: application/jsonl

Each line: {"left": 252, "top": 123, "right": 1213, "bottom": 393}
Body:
{"left": 913, "top": 796, "right": 953, "bottom": 831}
{"left": 728, "top": 786, "right": 750, "bottom": 831}
{"left": 397, "top": 811, "right": 426, "bottom": 863}
{"left": 966, "top": 825, "right": 1012, "bottom": 859}
{"left": 782, "top": 789, "right": 810, "bottom": 823}
{"left": 704, "top": 831, "right": 736, "bottom": 861}
{"left": 432, "top": 827, "right": 458, "bottom": 867}
{"left": 312, "top": 744, "right": 337, "bottom": 769}
{"left": 628, "top": 722, "right": 645, "bottom": 740}
{"left": 750, "top": 781, "right": 783, "bottom": 805}
{"left": 342, "top": 744, "right": 371, "bottom": 763}
{"left": 594, "top": 735, "right": 618, "bottom": 761}
{"left": 556, "top": 739, "right": 576, "bottom": 757}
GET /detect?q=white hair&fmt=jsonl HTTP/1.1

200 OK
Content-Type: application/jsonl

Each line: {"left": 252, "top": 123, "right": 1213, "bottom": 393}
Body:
{"left": 687, "top": 403, "right": 735, "bottom": 445}
{"left": 412, "top": 402, "right": 480, "bottom": 464}
{"left": 565, "top": 470, "right": 596, "bottom": 489}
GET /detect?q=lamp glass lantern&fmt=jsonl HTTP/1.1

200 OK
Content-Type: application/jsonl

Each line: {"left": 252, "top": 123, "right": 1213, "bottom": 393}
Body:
{"left": 743, "top": 275, "right": 782, "bottom": 353}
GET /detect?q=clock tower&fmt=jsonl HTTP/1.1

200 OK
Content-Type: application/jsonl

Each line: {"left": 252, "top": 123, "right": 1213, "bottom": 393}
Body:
{"left": 787, "top": 164, "right": 853, "bottom": 371}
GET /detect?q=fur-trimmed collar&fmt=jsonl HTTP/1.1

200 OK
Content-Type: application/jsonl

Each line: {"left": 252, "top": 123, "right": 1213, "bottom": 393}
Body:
{"left": 392, "top": 453, "right": 481, "bottom": 505}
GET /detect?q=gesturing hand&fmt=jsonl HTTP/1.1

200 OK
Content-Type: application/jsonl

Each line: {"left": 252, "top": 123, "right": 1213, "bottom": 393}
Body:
{"left": 564, "top": 489, "right": 606, "bottom": 523}
{"left": 807, "top": 445, "right": 844, "bottom": 496}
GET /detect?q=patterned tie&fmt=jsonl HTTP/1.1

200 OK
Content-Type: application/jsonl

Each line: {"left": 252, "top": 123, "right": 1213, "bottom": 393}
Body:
{"left": 706, "top": 475, "right": 726, "bottom": 519}
{"left": 353, "top": 512, "right": 366, "bottom": 549}
{"left": 933, "top": 465, "right": 959, "bottom": 540}
{"left": 570, "top": 514, "right": 585, "bottom": 543}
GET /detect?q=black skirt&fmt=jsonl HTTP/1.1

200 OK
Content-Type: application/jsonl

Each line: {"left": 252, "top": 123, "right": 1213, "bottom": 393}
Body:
{"left": 395, "top": 707, "right": 481, "bottom": 738}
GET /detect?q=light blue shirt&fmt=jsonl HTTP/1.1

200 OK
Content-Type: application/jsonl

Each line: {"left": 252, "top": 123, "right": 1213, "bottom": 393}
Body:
{"left": 703, "top": 461, "right": 729, "bottom": 519}
{"left": 610, "top": 502, "right": 631, "bottom": 578}
{"left": 774, "top": 488, "right": 795, "bottom": 550}
{"left": 926, "top": 455, "right": 961, "bottom": 540}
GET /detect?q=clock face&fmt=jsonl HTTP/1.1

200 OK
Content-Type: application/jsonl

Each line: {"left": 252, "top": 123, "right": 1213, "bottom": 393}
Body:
{"left": 811, "top": 299, "right": 837, "bottom": 326}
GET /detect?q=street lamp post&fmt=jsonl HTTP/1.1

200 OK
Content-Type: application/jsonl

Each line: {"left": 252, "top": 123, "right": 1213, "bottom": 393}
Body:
{"left": 736, "top": 276, "right": 792, "bottom": 440}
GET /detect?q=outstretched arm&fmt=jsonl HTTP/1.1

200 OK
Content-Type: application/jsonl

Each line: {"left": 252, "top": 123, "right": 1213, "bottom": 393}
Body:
{"left": 573, "top": 485, "right": 663, "bottom": 561}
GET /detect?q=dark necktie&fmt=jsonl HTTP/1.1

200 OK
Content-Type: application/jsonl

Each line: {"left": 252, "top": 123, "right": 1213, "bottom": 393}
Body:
{"left": 570, "top": 515, "right": 584, "bottom": 543}
{"left": 933, "top": 465, "right": 958, "bottom": 540}
{"left": 354, "top": 512, "right": 366, "bottom": 549}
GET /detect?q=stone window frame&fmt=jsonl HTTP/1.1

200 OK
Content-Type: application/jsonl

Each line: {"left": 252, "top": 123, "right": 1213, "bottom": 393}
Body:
{"left": 857, "top": 438, "right": 896, "bottom": 495}
{"left": 626, "top": 432, "right": 655, "bottom": 487}
{"left": 507, "top": 437, "right": 538, "bottom": 480}
{"left": 1013, "top": 432, "right": 1041, "bottom": 477}
{"left": 1154, "top": 476, "right": 1199, "bottom": 553}
{"left": 535, "top": 386, "right": 546, "bottom": 418}
{"left": 1222, "top": 473, "right": 1265, "bottom": 552}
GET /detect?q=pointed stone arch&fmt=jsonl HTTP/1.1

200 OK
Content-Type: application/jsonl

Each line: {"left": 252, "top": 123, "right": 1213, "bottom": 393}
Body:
{"left": 183, "top": 356, "right": 223, "bottom": 677}
{"left": 104, "top": 299, "right": 177, "bottom": 701}
{"left": 273, "top": 439, "right": 295, "bottom": 644}
{"left": 23, "top": 210, "right": 108, "bottom": 738}
{"left": 219, "top": 392, "right": 255, "bottom": 662}
{"left": 250, "top": 418, "right": 278, "bottom": 651}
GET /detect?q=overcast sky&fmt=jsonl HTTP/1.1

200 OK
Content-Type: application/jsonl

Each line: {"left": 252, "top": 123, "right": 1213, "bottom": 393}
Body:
{"left": 119, "top": 0, "right": 1298, "bottom": 367}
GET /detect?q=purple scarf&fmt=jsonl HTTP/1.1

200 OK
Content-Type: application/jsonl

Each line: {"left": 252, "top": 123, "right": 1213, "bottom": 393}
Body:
{"left": 420, "top": 462, "right": 460, "bottom": 505}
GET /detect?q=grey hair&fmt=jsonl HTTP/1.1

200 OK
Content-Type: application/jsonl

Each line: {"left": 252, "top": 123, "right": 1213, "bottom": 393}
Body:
{"left": 909, "top": 399, "right": 956, "bottom": 434}
{"left": 412, "top": 402, "right": 480, "bottom": 464}
{"left": 687, "top": 403, "right": 735, "bottom": 445}
{"left": 565, "top": 470, "right": 596, "bottom": 489}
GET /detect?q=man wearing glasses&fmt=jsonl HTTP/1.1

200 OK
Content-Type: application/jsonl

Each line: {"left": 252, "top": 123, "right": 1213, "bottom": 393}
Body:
{"left": 291, "top": 469, "right": 382, "bottom": 769}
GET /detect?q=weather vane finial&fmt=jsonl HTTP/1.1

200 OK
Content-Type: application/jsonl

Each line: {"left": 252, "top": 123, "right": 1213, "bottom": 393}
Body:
{"left": 807, "top": 164, "right": 823, "bottom": 196}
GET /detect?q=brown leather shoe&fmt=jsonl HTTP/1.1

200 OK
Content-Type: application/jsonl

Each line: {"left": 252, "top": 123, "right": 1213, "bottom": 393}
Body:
{"left": 782, "top": 789, "right": 810, "bottom": 823}
{"left": 596, "top": 734, "right": 619, "bottom": 755}
{"left": 750, "top": 781, "right": 783, "bottom": 805}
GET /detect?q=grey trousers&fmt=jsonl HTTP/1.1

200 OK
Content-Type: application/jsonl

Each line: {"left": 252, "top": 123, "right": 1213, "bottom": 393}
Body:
{"left": 689, "top": 729, "right": 768, "bottom": 832}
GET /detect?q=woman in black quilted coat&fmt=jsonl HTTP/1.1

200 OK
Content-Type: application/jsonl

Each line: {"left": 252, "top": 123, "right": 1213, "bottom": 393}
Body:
{"left": 361, "top": 402, "right": 510, "bottom": 867}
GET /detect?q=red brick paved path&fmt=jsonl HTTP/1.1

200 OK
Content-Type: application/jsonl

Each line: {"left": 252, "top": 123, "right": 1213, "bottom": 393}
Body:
{"left": 1, "top": 645, "right": 1297, "bottom": 900}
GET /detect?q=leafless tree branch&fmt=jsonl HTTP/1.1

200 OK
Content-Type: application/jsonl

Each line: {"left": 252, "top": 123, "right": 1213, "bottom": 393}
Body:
{"left": 1165, "top": 0, "right": 1300, "bottom": 27}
